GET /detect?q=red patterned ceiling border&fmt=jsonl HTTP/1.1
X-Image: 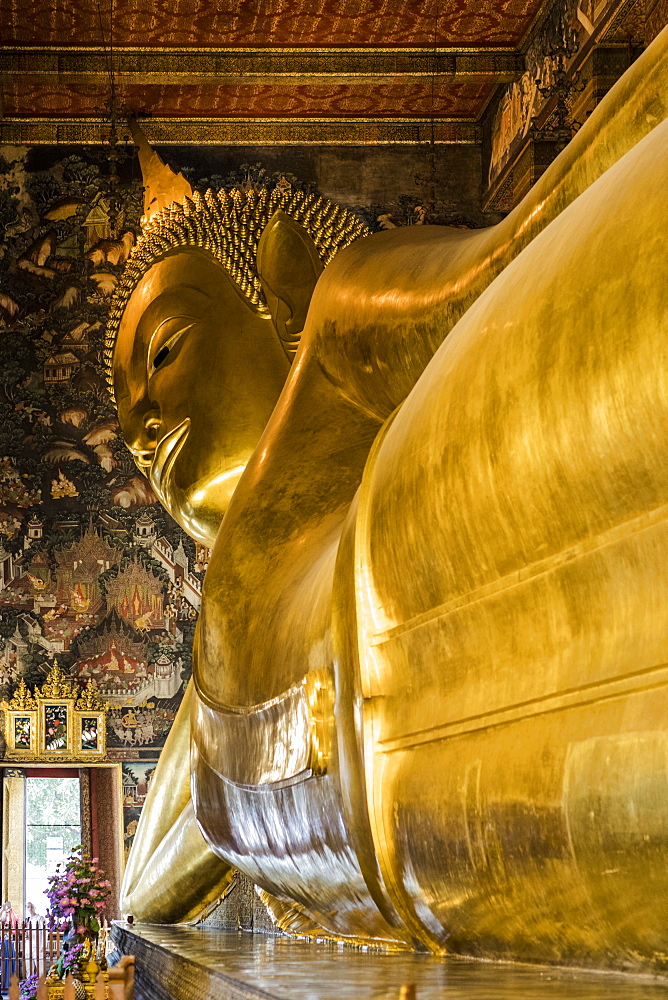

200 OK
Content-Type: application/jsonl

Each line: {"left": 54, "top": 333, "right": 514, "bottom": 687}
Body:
{"left": 3, "top": 80, "right": 496, "bottom": 120}
{"left": 0, "top": 116, "right": 482, "bottom": 146}
{"left": 1, "top": 45, "right": 517, "bottom": 130}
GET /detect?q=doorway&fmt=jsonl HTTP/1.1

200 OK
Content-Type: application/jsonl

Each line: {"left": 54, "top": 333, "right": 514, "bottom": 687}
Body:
{"left": 2, "top": 766, "right": 123, "bottom": 922}
{"left": 25, "top": 773, "right": 81, "bottom": 917}
{"left": 2, "top": 769, "right": 81, "bottom": 921}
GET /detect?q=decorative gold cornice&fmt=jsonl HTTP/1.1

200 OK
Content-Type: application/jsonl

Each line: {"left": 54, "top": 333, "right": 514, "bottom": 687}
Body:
{"left": 1, "top": 664, "right": 110, "bottom": 760}
{"left": 76, "top": 679, "right": 108, "bottom": 712}
{"left": 0, "top": 117, "right": 482, "bottom": 145}
{"left": 601, "top": 0, "right": 644, "bottom": 39}
{"left": 36, "top": 658, "right": 77, "bottom": 700}
{"left": 0, "top": 46, "right": 523, "bottom": 85}
{"left": 5, "top": 679, "right": 37, "bottom": 711}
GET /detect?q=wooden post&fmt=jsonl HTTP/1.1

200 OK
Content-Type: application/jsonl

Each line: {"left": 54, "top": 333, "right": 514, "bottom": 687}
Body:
{"left": 64, "top": 972, "right": 75, "bottom": 1000}
{"left": 95, "top": 971, "right": 106, "bottom": 1000}
{"left": 13, "top": 920, "right": 21, "bottom": 981}
{"left": 54, "top": 925, "right": 61, "bottom": 973}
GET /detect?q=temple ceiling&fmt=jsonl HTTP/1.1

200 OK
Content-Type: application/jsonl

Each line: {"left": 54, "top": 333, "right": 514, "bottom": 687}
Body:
{"left": 0, "top": 0, "right": 645, "bottom": 144}
{"left": 3, "top": 0, "right": 548, "bottom": 47}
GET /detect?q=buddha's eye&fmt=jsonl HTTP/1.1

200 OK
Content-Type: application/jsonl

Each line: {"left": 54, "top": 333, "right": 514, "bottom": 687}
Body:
{"left": 152, "top": 344, "right": 170, "bottom": 370}
{"left": 148, "top": 320, "right": 195, "bottom": 378}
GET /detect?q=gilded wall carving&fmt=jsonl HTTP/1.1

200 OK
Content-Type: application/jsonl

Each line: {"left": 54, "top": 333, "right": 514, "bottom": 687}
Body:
{"left": 487, "top": 0, "right": 647, "bottom": 187}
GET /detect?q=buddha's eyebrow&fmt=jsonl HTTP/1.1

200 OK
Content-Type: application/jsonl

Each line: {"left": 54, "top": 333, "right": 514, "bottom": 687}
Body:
{"left": 147, "top": 313, "right": 198, "bottom": 361}
{"left": 143, "top": 283, "right": 211, "bottom": 349}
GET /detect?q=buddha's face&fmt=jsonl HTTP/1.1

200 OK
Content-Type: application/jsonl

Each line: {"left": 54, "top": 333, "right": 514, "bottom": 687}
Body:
{"left": 113, "top": 250, "right": 290, "bottom": 546}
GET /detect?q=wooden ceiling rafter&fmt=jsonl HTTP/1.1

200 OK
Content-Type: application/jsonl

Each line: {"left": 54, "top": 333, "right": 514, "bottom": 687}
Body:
{"left": 0, "top": 116, "right": 483, "bottom": 145}
{"left": 1, "top": 46, "right": 524, "bottom": 86}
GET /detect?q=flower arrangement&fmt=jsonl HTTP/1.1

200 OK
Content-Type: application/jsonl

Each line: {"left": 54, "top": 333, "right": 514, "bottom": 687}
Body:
{"left": 60, "top": 941, "right": 87, "bottom": 980}
{"left": 45, "top": 847, "right": 112, "bottom": 979}
{"left": 46, "top": 846, "right": 111, "bottom": 933}
{"left": 19, "top": 974, "right": 39, "bottom": 1000}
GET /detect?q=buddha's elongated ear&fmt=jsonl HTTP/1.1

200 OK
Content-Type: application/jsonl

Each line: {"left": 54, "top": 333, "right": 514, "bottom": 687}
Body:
{"left": 257, "top": 209, "right": 324, "bottom": 360}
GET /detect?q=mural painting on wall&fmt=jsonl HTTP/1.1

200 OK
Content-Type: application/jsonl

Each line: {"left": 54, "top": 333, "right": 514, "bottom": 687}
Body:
{"left": 0, "top": 146, "right": 204, "bottom": 787}
{"left": 121, "top": 760, "right": 157, "bottom": 859}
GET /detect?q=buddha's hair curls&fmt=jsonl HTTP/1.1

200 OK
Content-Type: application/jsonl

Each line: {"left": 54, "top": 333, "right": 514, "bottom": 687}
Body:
{"left": 104, "top": 186, "right": 369, "bottom": 394}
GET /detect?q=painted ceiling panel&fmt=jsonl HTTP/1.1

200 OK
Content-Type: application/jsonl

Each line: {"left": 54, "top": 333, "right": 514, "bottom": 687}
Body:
{"left": 2, "top": 0, "right": 545, "bottom": 48}
{"left": 3, "top": 80, "right": 494, "bottom": 118}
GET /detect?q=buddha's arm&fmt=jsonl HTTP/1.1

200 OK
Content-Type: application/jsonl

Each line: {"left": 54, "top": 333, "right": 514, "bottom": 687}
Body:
{"left": 120, "top": 678, "right": 233, "bottom": 922}
{"left": 198, "top": 22, "right": 668, "bottom": 710}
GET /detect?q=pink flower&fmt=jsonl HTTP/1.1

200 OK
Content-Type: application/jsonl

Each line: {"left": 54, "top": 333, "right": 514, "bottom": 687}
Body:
{"left": 77, "top": 925, "right": 85, "bottom": 935}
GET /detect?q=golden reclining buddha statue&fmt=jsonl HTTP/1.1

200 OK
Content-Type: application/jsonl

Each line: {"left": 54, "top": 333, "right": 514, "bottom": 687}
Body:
{"left": 109, "top": 29, "right": 668, "bottom": 971}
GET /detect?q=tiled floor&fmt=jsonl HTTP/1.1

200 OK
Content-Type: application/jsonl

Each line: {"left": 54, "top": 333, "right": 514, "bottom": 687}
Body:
{"left": 112, "top": 922, "right": 668, "bottom": 1000}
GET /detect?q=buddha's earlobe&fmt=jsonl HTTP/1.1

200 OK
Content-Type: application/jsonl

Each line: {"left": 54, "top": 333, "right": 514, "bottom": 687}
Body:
{"left": 257, "top": 209, "right": 324, "bottom": 360}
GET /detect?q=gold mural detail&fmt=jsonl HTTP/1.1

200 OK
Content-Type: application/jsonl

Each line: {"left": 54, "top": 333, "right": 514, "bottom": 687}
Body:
{"left": 1, "top": 663, "right": 109, "bottom": 760}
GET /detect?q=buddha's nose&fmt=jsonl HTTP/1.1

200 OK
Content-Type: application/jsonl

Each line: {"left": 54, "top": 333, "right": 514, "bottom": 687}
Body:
{"left": 124, "top": 402, "right": 161, "bottom": 469}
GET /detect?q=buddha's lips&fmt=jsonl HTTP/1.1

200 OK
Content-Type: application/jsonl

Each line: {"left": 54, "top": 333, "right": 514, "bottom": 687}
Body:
{"left": 150, "top": 417, "right": 191, "bottom": 498}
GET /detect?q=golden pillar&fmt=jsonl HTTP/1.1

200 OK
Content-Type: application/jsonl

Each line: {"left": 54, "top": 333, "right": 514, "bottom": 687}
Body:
{"left": 2, "top": 769, "right": 25, "bottom": 916}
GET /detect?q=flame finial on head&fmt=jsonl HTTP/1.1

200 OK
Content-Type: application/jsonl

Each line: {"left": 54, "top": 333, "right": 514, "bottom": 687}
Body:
{"left": 128, "top": 119, "right": 193, "bottom": 223}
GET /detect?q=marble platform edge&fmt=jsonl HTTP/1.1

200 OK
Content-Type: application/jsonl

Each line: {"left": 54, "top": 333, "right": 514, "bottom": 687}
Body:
{"left": 110, "top": 922, "right": 281, "bottom": 1000}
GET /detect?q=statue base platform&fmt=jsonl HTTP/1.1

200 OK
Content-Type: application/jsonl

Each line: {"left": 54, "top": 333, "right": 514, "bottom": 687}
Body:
{"left": 109, "top": 922, "right": 668, "bottom": 1000}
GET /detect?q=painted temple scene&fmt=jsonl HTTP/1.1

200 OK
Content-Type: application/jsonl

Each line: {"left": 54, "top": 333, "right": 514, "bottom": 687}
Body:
{"left": 122, "top": 761, "right": 157, "bottom": 858}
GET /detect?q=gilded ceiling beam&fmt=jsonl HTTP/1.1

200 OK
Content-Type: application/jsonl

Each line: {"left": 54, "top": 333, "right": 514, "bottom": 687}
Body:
{"left": 0, "top": 116, "right": 481, "bottom": 146}
{"left": 0, "top": 46, "right": 523, "bottom": 87}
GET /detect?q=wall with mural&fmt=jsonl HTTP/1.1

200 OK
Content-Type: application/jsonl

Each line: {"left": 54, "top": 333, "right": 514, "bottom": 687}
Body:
{"left": 486, "top": 0, "right": 649, "bottom": 188}
{"left": 0, "top": 139, "right": 502, "bottom": 853}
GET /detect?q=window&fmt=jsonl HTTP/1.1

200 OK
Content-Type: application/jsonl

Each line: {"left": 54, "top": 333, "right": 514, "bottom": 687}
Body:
{"left": 25, "top": 776, "right": 81, "bottom": 917}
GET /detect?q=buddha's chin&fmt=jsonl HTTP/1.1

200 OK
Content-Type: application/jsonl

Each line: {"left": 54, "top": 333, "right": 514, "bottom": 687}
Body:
{"left": 158, "top": 474, "right": 243, "bottom": 547}
{"left": 148, "top": 433, "right": 247, "bottom": 545}
{"left": 170, "top": 498, "right": 222, "bottom": 548}
{"left": 148, "top": 474, "right": 221, "bottom": 547}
